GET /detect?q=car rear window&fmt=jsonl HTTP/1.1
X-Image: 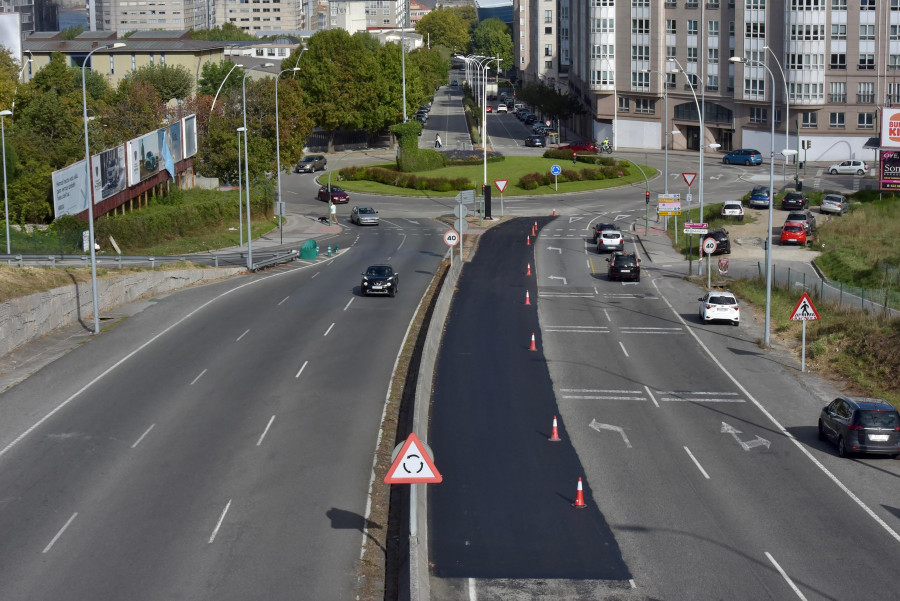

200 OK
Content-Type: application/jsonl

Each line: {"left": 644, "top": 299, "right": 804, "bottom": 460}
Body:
{"left": 603, "top": 232, "right": 621, "bottom": 239}
{"left": 787, "top": 213, "right": 806, "bottom": 221}
{"left": 614, "top": 256, "right": 637, "bottom": 266}
{"left": 709, "top": 296, "right": 737, "bottom": 305}
{"left": 857, "top": 410, "right": 900, "bottom": 428}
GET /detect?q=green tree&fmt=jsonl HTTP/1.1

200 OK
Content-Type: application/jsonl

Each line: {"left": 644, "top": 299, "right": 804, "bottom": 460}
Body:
{"left": 96, "top": 79, "right": 166, "bottom": 147}
{"left": 190, "top": 23, "right": 257, "bottom": 41}
{"left": 407, "top": 47, "right": 450, "bottom": 97}
{"left": 415, "top": 7, "right": 470, "bottom": 53}
{"left": 61, "top": 25, "right": 84, "bottom": 41}
{"left": 0, "top": 47, "right": 18, "bottom": 110}
{"left": 471, "top": 19, "right": 513, "bottom": 71}
{"left": 129, "top": 64, "right": 194, "bottom": 101}
{"left": 452, "top": 5, "right": 479, "bottom": 37}
{"left": 375, "top": 42, "right": 425, "bottom": 128}
{"left": 198, "top": 59, "right": 244, "bottom": 98}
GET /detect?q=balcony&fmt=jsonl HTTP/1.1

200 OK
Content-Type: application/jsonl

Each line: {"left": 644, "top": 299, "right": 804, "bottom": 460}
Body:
{"left": 828, "top": 94, "right": 846, "bottom": 103}
{"left": 664, "top": 0, "right": 676, "bottom": 6}
{"left": 857, "top": 93, "right": 875, "bottom": 104}
{"left": 685, "top": 1, "right": 699, "bottom": 7}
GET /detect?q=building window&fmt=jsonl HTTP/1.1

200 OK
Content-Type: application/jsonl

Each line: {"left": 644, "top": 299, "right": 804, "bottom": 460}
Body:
{"left": 160, "top": 53, "right": 165, "bottom": 66}
{"left": 632, "top": 19, "right": 649, "bottom": 34}
{"left": 745, "top": 22, "right": 765, "bottom": 37}
{"left": 745, "top": 0, "right": 766, "bottom": 7}
{"left": 592, "top": 18, "right": 615, "bottom": 32}
{"left": 801, "top": 112, "right": 818, "bottom": 128}
{"left": 687, "top": 20, "right": 698, "bottom": 35}
{"left": 688, "top": 47, "right": 698, "bottom": 63}
{"left": 829, "top": 82, "right": 846, "bottom": 102}
{"left": 829, "top": 113, "right": 845, "bottom": 128}
{"left": 635, "top": 98, "right": 654, "bottom": 113}
{"left": 666, "top": 73, "right": 677, "bottom": 88}
{"left": 709, "top": 20, "right": 719, "bottom": 36}
{"left": 632, "top": 71, "right": 650, "bottom": 88}
{"left": 545, "top": 9, "right": 552, "bottom": 22}
{"left": 666, "top": 46, "right": 677, "bottom": 59}
{"left": 858, "top": 54, "right": 875, "bottom": 70}
{"left": 858, "top": 82, "right": 875, "bottom": 103}
{"left": 149, "top": 54, "right": 154, "bottom": 66}
{"left": 618, "top": 96, "right": 630, "bottom": 112}
{"left": 110, "top": 55, "right": 115, "bottom": 75}
{"left": 891, "top": 55, "right": 900, "bottom": 70}
{"left": 632, "top": 46, "right": 650, "bottom": 61}
{"left": 832, "top": 0, "right": 847, "bottom": 7}
{"left": 545, "top": 26, "right": 552, "bottom": 34}
{"left": 750, "top": 107, "right": 767, "bottom": 123}
{"left": 859, "top": 24, "right": 875, "bottom": 40}
{"left": 707, "top": 74, "right": 719, "bottom": 90}
{"left": 858, "top": 113, "right": 875, "bottom": 128}
{"left": 830, "top": 53, "right": 846, "bottom": 69}
{"left": 831, "top": 24, "right": 846, "bottom": 39}
{"left": 893, "top": 0, "right": 900, "bottom": 9}
{"left": 632, "top": 0, "right": 649, "bottom": 5}
{"left": 708, "top": 48, "right": 719, "bottom": 64}
{"left": 545, "top": 44, "right": 553, "bottom": 56}
{"left": 545, "top": 60, "right": 553, "bottom": 69}
{"left": 666, "top": 19, "right": 676, "bottom": 34}
{"left": 744, "top": 78, "right": 765, "bottom": 98}
{"left": 888, "top": 83, "right": 900, "bottom": 103}
{"left": 860, "top": 0, "right": 874, "bottom": 9}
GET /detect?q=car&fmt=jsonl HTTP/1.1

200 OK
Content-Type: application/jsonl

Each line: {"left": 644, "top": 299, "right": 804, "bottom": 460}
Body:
{"left": 517, "top": 111, "right": 530, "bottom": 121}
{"left": 780, "top": 221, "right": 807, "bottom": 245}
{"left": 294, "top": 155, "right": 327, "bottom": 173}
{"left": 721, "top": 200, "right": 745, "bottom": 221}
{"left": 361, "top": 264, "right": 399, "bottom": 297}
{"left": 418, "top": 104, "right": 431, "bottom": 113}
{"left": 828, "top": 160, "right": 868, "bottom": 176}
{"left": 506, "top": 99, "right": 515, "bottom": 109}
{"left": 781, "top": 191, "right": 809, "bottom": 211}
{"left": 819, "top": 396, "right": 900, "bottom": 458}
{"left": 525, "top": 114, "right": 538, "bottom": 124}
{"left": 607, "top": 252, "right": 641, "bottom": 281}
{"left": 591, "top": 222, "right": 617, "bottom": 243}
{"left": 532, "top": 124, "right": 549, "bottom": 134}
{"left": 514, "top": 103, "right": 524, "bottom": 113}
{"left": 747, "top": 186, "right": 771, "bottom": 209}
{"left": 722, "top": 148, "right": 763, "bottom": 165}
{"left": 414, "top": 114, "right": 427, "bottom": 125}
{"left": 596, "top": 229, "right": 624, "bottom": 253}
{"left": 698, "top": 291, "right": 740, "bottom": 326}
{"left": 318, "top": 185, "right": 349, "bottom": 204}
{"left": 497, "top": 103, "right": 507, "bottom": 113}
{"left": 705, "top": 227, "right": 731, "bottom": 255}
{"left": 785, "top": 209, "right": 817, "bottom": 233}
{"left": 350, "top": 205, "right": 379, "bottom": 225}
{"left": 487, "top": 93, "right": 498, "bottom": 101}
{"left": 524, "top": 135, "right": 544, "bottom": 147}
{"left": 820, "top": 194, "right": 850, "bottom": 215}
{"left": 486, "top": 105, "right": 493, "bottom": 113}
{"left": 451, "top": 79, "right": 459, "bottom": 86}
{"left": 559, "top": 142, "right": 598, "bottom": 153}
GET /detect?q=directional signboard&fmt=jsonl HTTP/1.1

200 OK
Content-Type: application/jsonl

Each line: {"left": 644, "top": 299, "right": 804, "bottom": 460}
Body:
{"left": 456, "top": 189, "right": 475, "bottom": 205}
{"left": 384, "top": 432, "right": 442, "bottom": 484}
{"left": 657, "top": 193, "right": 682, "bottom": 216}
{"left": 790, "top": 292, "right": 820, "bottom": 321}
{"left": 683, "top": 222, "right": 708, "bottom": 234}
{"left": 494, "top": 179, "right": 508, "bottom": 193}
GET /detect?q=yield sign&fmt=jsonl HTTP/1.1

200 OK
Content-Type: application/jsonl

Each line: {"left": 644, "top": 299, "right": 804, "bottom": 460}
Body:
{"left": 682, "top": 172, "right": 697, "bottom": 187}
{"left": 384, "top": 432, "right": 443, "bottom": 484}
{"left": 494, "top": 179, "right": 509, "bottom": 193}
{"left": 790, "top": 292, "right": 820, "bottom": 321}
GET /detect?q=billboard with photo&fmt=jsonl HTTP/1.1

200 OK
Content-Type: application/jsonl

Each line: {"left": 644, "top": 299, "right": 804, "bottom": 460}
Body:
{"left": 880, "top": 107, "right": 900, "bottom": 149}
{"left": 51, "top": 160, "right": 91, "bottom": 218}
{"left": 91, "top": 145, "right": 127, "bottom": 201}
{"left": 183, "top": 114, "right": 197, "bottom": 158}
{"left": 168, "top": 121, "right": 183, "bottom": 163}
{"left": 880, "top": 150, "right": 900, "bottom": 190}
{"left": 127, "top": 131, "right": 162, "bottom": 186}
{"left": 0, "top": 13, "right": 22, "bottom": 62}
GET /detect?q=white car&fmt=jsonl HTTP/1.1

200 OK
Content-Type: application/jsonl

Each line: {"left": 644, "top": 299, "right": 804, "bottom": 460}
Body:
{"left": 828, "top": 160, "right": 868, "bottom": 176}
{"left": 596, "top": 230, "right": 624, "bottom": 253}
{"left": 496, "top": 103, "right": 508, "bottom": 113}
{"left": 721, "top": 201, "right": 745, "bottom": 221}
{"left": 698, "top": 291, "right": 740, "bottom": 326}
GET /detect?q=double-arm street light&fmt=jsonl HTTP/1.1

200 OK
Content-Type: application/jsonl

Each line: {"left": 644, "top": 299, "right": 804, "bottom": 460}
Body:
{"left": 275, "top": 66, "right": 301, "bottom": 245}
{"left": 241, "top": 63, "right": 275, "bottom": 271}
{"left": 641, "top": 68, "right": 679, "bottom": 194}
{"left": 667, "top": 58, "right": 705, "bottom": 226}
{"left": 82, "top": 42, "right": 126, "bottom": 334}
{"left": 479, "top": 57, "right": 501, "bottom": 219}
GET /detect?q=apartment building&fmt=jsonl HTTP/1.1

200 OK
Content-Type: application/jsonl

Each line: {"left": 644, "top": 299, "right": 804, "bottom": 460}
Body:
{"left": 560, "top": 0, "right": 893, "bottom": 161}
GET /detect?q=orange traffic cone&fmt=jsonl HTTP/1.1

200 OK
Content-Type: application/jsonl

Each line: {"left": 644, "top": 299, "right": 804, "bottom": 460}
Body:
{"left": 552, "top": 208, "right": 556, "bottom": 217}
{"left": 549, "top": 416, "right": 561, "bottom": 442}
{"left": 534, "top": 220, "right": 538, "bottom": 232}
{"left": 526, "top": 263, "right": 532, "bottom": 276}
{"left": 529, "top": 332, "right": 537, "bottom": 351}
{"left": 526, "top": 235, "right": 530, "bottom": 246}
{"left": 525, "top": 290, "right": 531, "bottom": 305}
{"left": 573, "top": 477, "right": 586, "bottom": 508}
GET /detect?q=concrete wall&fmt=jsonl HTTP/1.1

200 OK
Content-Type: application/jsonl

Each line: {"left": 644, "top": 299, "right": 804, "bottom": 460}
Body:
{"left": 0, "top": 267, "right": 244, "bottom": 357}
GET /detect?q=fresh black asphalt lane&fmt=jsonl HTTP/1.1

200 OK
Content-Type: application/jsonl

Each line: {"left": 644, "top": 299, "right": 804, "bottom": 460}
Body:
{"left": 428, "top": 217, "right": 631, "bottom": 582}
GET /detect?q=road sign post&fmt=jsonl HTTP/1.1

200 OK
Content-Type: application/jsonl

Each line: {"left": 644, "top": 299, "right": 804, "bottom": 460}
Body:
{"left": 494, "top": 179, "right": 508, "bottom": 217}
{"left": 703, "top": 237, "right": 718, "bottom": 289}
{"left": 790, "top": 292, "right": 820, "bottom": 372}
{"left": 444, "top": 229, "right": 459, "bottom": 265}
{"left": 550, "top": 164, "right": 561, "bottom": 191}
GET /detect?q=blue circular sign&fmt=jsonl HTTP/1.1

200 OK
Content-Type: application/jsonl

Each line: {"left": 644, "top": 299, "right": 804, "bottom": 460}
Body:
{"left": 550, "top": 164, "right": 561, "bottom": 175}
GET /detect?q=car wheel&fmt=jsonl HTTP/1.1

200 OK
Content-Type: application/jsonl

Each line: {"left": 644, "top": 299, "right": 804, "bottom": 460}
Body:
{"left": 837, "top": 436, "right": 849, "bottom": 458}
{"left": 829, "top": 168, "right": 838, "bottom": 175}
{"left": 856, "top": 169, "right": 864, "bottom": 176}
{"left": 732, "top": 320, "right": 739, "bottom": 326}
{"left": 818, "top": 421, "right": 827, "bottom": 441}
{"left": 723, "top": 158, "right": 731, "bottom": 165}
{"left": 389, "top": 287, "right": 396, "bottom": 297}
{"left": 745, "top": 159, "right": 751, "bottom": 166}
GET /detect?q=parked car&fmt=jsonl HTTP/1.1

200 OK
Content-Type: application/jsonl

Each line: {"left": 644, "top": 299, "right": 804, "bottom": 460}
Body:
{"left": 698, "top": 291, "right": 740, "bottom": 326}
{"left": 318, "top": 185, "right": 349, "bottom": 204}
{"left": 596, "top": 229, "right": 624, "bottom": 253}
{"left": 524, "top": 114, "right": 538, "bottom": 124}
{"left": 785, "top": 209, "right": 817, "bottom": 233}
{"left": 721, "top": 201, "right": 745, "bottom": 221}
{"left": 781, "top": 191, "right": 809, "bottom": 211}
{"left": 591, "top": 222, "right": 618, "bottom": 243}
{"left": 820, "top": 194, "right": 850, "bottom": 215}
{"left": 607, "top": 252, "right": 641, "bottom": 281}
{"left": 705, "top": 227, "right": 731, "bottom": 255}
{"left": 819, "top": 396, "right": 900, "bottom": 458}
{"left": 828, "top": 160, "right": 869, "bottom": 176}
{"left": 559, "top": 142, "right": 598, "bottom": 153}
{"left": 350, "top": 205, "right": 379, "bottom": 225}
{"left": 780, "top": 222, "right": 807, "bottom": 245}
{"left": 506, "top": 99, "right": 515, "bottom": 109}
{"left": 294, "top": 155, "right": 327, "bottom": 173}
{"left": 361, "top": 264, "right": 399, "bottom": 297}
{"left": 517, "top": 111, "right": 530, "bottom": 121}
{"left": 419, "top": 104, "right": 431, "bottom": 113}
{"left": 722, "top": 148, "right": 763, "bottom": 165}
{"left": 524, "top": 135, "right": 544, "bottom": 148}
{"left": 485, "top": 105, "right": 493, "bottom": 113}
{"left": 747, "top": 186, "right": 771, "bottom": 209}
{"left": 451, "top": 79, "right": 459, "bottom": 86}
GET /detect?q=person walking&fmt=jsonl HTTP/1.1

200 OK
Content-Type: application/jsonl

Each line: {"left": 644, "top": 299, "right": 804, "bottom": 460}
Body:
{"left": 435, "top": 133, "right": 442, "bottom": 149}
{"left": 330, "top": 200, "right": 337, "bottom": 224}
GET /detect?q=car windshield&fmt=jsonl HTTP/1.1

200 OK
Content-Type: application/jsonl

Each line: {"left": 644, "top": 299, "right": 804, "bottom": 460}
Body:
{"left": 824, "top": 196, "right": 842, "bottom": 203}
{"left": 709, "top": 296, "right": 737, "bottom": 305}
{"left": 724, "top": 203, "right": 741, "bottom": 208}
{"left": 787, "top": 213, "right": 806, "bottom": 221}
{"left": 857, "top": 410, "right": 900, "bottom": 428}
{"left": 302, "top": 157, "right": 314, "bottom": 163}
{"left": 358, "top": 207, "right": 375, "bottom": 214}
{"left": 366, "top": 266, "right": 391, "bottom": 277}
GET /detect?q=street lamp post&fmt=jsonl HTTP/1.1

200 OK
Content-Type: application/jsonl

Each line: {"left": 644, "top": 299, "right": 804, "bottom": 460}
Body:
{"left": 1, "top": 110, "right": 10, "bottom": 254}
{"left": 600, "top": 57, "right": 617, "bottom": 150}
{"left": 237, "top": 127, "right": 245, "bottom": 248}
{"left": 241, "top": 63, "right": 275, "bottom": 271}
{"left": 275, "top": 67, "right": 301, "bottom": 245}
{"left": 641, "top": 69, "right": 674, "bottom": 193}
{"left": 763, "top": 46, "right": 795, "bottom": 186}
{"left": 668, "top": 58, "right": 704, "bottom": 243}
{"left": 82, "top": 42, "right": 125, "bottom": 334}
{"left": 210, "top": 62, "right": 244, "bottom": 114}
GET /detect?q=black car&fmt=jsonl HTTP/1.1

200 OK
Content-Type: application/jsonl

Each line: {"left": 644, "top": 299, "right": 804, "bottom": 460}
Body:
{"left": 781, "top": 191, "right": 809, "bottom": 211}
{"left": 591, "top": 222, "right": 617, "bottom": 243}
{"left": 361, "top": 264, "right": 399, "bottom": 297}
{"left": 819, "top": 397, "right": 900, "bottom": 458}
{"left": 525, "top": 114, "right": 538, "bottom": 125}
{"left": 524, "top": 135, "right": 544, "bottom": 147}
{"left": 705, "top": 227, "right": 730, "bottom": 255}
{"left": 607, "top": 252, "right": 641, "bottom": 281}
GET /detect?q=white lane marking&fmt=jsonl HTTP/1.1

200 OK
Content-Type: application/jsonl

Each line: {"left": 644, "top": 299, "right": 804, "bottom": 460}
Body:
{"left": 343, "top": 297, "right": 354, "bottom": 311}
{"left": 651, "top": 278, "right": 900, "bottom": 543}
{"left": 604, "top": 294, "right": 657, "bottom": 299}
{"left": 618, "top": 341, "right": 630, "bottom": 357}
{"left": 562, "top": 388, "right": 641, "bottom": 393}
{"left": 236, "top": 329, "right": 250, "bottom": 342}
{"left": 603, "top": 309, "right": 611, "bottom": 322}
{"left": 278, "top": 296, "right": 289, "bottom": 306}
{"left": 564, "top": 395, "right": 647, "bottom": 401}
{"left": 131, "top": 424, "right": 155, "bottom": 448}
{"left": 43, "top": 512, "right": 78, "bottom": 553}
{"left": 209, "top": 499, "right": 232, "bottom": 543}
{"left": 468, "top": 577, "right": 477, "bottom": 600}
{"left": 547, "top": 246, "right": 563, "bottom": 254}
{"left": 661, "top": 397, "right": 745, "bottom": 403}
{"left": 396, "top": 234, "right": 407, "bottom": 252}
{"left": 295, "top": 360, "right": 308, "bottom": 379}
{"left": 256, "top": 415, "right": 276, "bottom": 446}
{"left": 324, "top": 323, "right": 335, "bottom": 336}
{"left": 590, "top": 420, "right": 632, "bottom": 448}
{"left": 684, "top": 446, "right": 710, "bottom": 479}
{"left": 545, "top": 328, "right": 610, "bottom": 333}
{"left": 629, "top": 579, "right": 636, "bottom": 589}
{"left": 644, "top": 386, "right": 660, "bottom": 408}
{"left": 312, "top": 271, "right": 320, "bottom": 278}
{"left": 190, "top": 369, "right": 207, "bottom": 386}
{"left": 586, "top": 258, "right": 591, "bottom": 268}
{"left": 547, "top": 275, "right": 568, "bottom": 285}
{"left": 765, "top": 552, "right": 809, "bottom": 601}
{"left": 659, "top": 391, "right": 740, "bottom": 395}
{"left": 594, "top": 286, "right": 599, "bottom": 295}
{"left": 620, "top": 327, "right": 682, "bottom": 331}
{"left": 539, "top": 292, "right": 594, "bottom": 297}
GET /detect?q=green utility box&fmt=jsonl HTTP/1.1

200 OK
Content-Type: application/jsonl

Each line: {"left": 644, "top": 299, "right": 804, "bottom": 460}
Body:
{"left": 300, "top": 240, "right": 319, "bottom": 260}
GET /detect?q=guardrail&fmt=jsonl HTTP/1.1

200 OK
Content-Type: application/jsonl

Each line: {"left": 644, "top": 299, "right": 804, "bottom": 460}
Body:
{"left": 2, "top": 250, "right": 302, "bottom": 271}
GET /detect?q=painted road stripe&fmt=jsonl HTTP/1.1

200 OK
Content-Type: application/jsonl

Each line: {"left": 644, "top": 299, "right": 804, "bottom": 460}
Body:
{"left": 564, "top": 395, "right": 648, "bottom": 401}
{"left": 43, "top": 512, "right": 78, "bottom": 553}
{"left": 278, "top": 296, "right": 289, "bottom": 306}
{"left": 661, "top": 397, "right": 746, "bottom": 403}
{"left": 131, "top": 424, "right": 155, "bottom": 448}
{"left": 256, "top": 415, "right": 276, "bottom": 446}
{"left": 539, "top": 292, "right": 595, "bottom": 297}
{"left": 644, "top": 386, "right": 660, "bottom": 408}
{"left": 208, "top": 500, "right": 232, "bottom": 544}
{"left": 190, "top": 369, "right": 207, "bottom": 386}
{"left": 343, "top": 298, "right": 354, "bottom": 311}
{"left": 545, "top": 329, "right": 610, "bottom": 333}
{"left": 562, "top": 389, "right": 642, "bottom": 394}
{"left": 236, "top": 329, "right": 250, "bottom": 342}
{"left": 295, "top": 360, "right": 308, "bottom": 379}
{"left": 618, "top": 341, "right": 630, "bottom": 357}
{"left": 324, "top": 323, "right": 335, "bottom": 336}
{"left": 766, "top": 552, "right": 809, "bottom": 601}
{"left": 684, "top": 447, "right": 710, "bottom": 479}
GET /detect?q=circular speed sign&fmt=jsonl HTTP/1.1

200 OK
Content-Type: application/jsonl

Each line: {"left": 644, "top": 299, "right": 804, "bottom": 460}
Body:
{"left": 703, "top": 237, "right": 718, "bottom": 255}
{"left": 443, "top": 230, "right": 460, "bottom": 247}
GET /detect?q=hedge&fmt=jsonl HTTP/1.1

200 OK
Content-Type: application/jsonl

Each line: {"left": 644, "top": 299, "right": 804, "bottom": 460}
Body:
{"left": 339, "top": 165, "right": 473, "bottom": 192}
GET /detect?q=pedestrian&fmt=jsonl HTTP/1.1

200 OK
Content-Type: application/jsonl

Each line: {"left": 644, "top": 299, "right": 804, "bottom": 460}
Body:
{"left": 435, "top": 133, "right": 442, "bottom": 149}
{"left": 572, "top": 151, "right": 577, "bottom": 165}
{"left": 330, "top": 200, "right": 337, "bottom": 224}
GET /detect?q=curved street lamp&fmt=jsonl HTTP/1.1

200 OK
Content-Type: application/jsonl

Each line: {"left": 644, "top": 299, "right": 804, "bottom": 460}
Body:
{"left": 241, "top": 63, "right": 275, "bottom": 271}
{"left": 275, "top": 66, "right": 301, "bottom": 245}
{"left": 667, "top": 58, "right": 705, "bottom": 243}
{"left": 1, "top": 109, "right": 11, "bottom": 254}
{"left": 210, "top": 62, "right": 244, "bottom": 115}
{"left": 82, "top": 41, "right": 125, "bottom": 334}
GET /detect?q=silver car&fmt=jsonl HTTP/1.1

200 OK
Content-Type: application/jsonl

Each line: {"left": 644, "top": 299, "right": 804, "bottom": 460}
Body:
{"left": 827, "top": 160, "right": 868, "bottom": 176}
{"left": 350, "top": 205, "right": 379, "bottom": 225}
{"left": 295, "top": 155, "right": 327, "bottom": 173}
{"left": 820, "top": 194, "right": 850, "bottom": 215}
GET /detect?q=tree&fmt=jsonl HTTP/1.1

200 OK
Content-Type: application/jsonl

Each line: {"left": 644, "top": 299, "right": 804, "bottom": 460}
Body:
{"left": 452, "top": 5, "right": 479, "bottom": 37}
{"left": 415, "top": 7, "right": 470, "bottom": 53}
{"left": 198, "top": 59, "right": 243, "bottom": 97}
{"left": 129, "top": 64, "right": 194, "bottom": 102}
{"left": 407, "top": 47, "right": 451, "bottom": 98}
{"left": 374, "top": 42, "right": 425, "bottom": 128}
{"left": 190, "top": 23, "right": 257, "bottom": 41}
{"left": 471, "top": 19, "right": 513, "bottom": 71}
{"left": 96, "top": 79, "right": 166, "bottom": 148}
{"left": 0, "top": 47, "right": 18, "bottom": 111}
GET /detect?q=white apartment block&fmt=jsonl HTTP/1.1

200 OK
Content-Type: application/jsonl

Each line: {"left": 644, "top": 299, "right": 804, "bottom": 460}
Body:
{"left": 364, "top": 0, "right": 404, "bottom": 28}
{"left": 93, "top": 0, "right": 199, "bottom": 31}
{"left": 514, "top": 0, "right": 566, "bottom": 91}
{"left": 216, "top": 0, "right": 301, "bottom": 34}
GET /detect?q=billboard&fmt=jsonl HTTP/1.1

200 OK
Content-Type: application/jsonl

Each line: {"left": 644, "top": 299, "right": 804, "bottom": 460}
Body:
{"left": 879, "top": 107, "right": 900, "bottom": 149}
{"left": 168, "top": 121, "right": 183, "bottom": 164}
{"left": 51, "top": 160, "right": 91, "bottom": 218}
{"left": 0, "top": 13, "right": 22, "bottom": 62}
{"left": 127, "top": 131, "right": 162, "bottom": 186}
{"left": 880, "top": 150, "right": 900, "bottom": 190}
{"left": 183, "top": 114, "right": 197, "bottom": 158}
{"left": 92, "top": 145, "right": 127, "bottom": 201}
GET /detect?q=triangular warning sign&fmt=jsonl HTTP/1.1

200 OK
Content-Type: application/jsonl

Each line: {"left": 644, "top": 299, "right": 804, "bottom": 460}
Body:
{"left": 789, "top": 292, "right": 820, "bottom": 321}
{"left": 384, "top": 432, "right": 442, "bottom": 484}
{"left": 682, "top": 172, "right": 697, "bottom": 187}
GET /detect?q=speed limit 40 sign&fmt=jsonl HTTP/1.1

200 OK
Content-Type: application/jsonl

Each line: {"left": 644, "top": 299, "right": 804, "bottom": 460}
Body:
{"left": 703, "top": 237, "right": 718, "bottom": 255}
{"left": 443, "top": 230, "right": 460, "bottom": 247}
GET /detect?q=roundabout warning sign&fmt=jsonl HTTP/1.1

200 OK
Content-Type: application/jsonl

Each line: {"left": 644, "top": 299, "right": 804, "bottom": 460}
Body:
{"left": 384, "top": 432, "right": 442, "bottom": 484}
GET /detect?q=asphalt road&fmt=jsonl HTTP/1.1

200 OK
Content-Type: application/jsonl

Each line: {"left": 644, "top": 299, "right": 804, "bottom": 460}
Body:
{"left": 0, "top": 219, "right": 447, "bottom": 600}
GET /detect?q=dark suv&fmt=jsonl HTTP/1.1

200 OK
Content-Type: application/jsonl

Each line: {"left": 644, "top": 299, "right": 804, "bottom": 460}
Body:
{"left": 591, "top": 222, "right": 617, "bottom": 243}
{"left": 819, "top": 397, "right": 900, "bottom": 458}
{"left": 607, "top": 252, "right": 641, "bottom": 281}
{"left": 705, "top": 228, "right": 730, "bottom": 255}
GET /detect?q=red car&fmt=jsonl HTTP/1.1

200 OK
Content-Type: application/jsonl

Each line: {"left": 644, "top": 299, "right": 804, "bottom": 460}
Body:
{"left": 559, "top": 142, "right": 597, "bottom": 154}
{"left": 485, "top": 105, "right": 493, "bottom": 113}
{"left": 318, "top": 185, "right": 349, "bottom": 204}
{"left": 780, "top": 221, "right": 807, "bottom": 245}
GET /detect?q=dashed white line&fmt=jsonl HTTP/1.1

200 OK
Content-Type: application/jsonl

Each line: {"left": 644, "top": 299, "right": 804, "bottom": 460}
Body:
{"left": 468, "top": 577, "right": 477, "bottom": 600}
{"left": 312, "top": 271, "right": 320, "bottom": 278}
{"left": 344, "top": 298, "right": 354, "bottom": 311}
{"left": 131, "top": 424, "right": 155, "bottom": 448}
{"left": 43, "top": 512, "right": 78, "bottom": 553}
{"left": 603, "top": 309, "right": 611, "bottom": 322}
{"left": 765, "top": 552, "right": 808, "bottom": 600}
{"left": 618, "top": 341, "right": 630, "bottom": 357}
{"left": 236, "top": 329, "right": 250, "bottom": 342}
{"left": 324, "top": 323, "right": 335, "bottom": 336}
{"left": 256, "top": 415, "right": 276, "bottom": 446}
{"left": 295, "top": 360, "right": 308, "bottom": 378}
{"left": 208, "top": 499, "right": 232, "bottom": 544}
{"left": 278, "top": 296, "right": 289, "bottom": 306}
{"left": 190, "top": 369, "right": 207, "bottom": 386}
{"left": 684, "top": 446, "right": 710, "bottom": 479}
{"left": 644, "top": 386, "right": 660, "bottom": 408}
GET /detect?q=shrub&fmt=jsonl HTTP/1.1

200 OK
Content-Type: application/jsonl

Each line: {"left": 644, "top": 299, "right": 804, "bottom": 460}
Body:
{"left": 561, "top": 168, "right": 581, "bottom": 181}
{"left": 519, "top": 173, "right": 543, "bottom": 190}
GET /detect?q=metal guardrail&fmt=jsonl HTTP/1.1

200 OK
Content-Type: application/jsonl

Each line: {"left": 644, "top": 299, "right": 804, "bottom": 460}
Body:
{"left": 2, "top": 250, "right": 303, "bottom": 271}
{"left": 250, "top": 250, "right": 299, "bottom": 271}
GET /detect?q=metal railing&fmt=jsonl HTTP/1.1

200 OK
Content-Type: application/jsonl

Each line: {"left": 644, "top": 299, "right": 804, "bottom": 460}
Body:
{"left": 2, "top": 249, "right": 303, "bottom": 271}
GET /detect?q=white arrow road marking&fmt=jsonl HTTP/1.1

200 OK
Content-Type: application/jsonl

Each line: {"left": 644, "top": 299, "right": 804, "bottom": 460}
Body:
{"left": 547, "top": 246, "right": 563, "bottom": 254}
{"left": 615, "top": 214, "right": 629, "bottom": 221}
{"left": 406, "top": 219, "right": 420, "bottom": 224}
{"left": 709, "top": 174, "right": 723, "bottom": 180}
{"left": 721, "top": 422, "right": 771, "bottom": 450}
{"left": 590, "top": 419, "right": 632, "bottom": 448}
{"left": 568, "top": 216, "right": 584, "bottom": 223}
{"left": 547, "top": 275, "right": 568, "bottom": 285}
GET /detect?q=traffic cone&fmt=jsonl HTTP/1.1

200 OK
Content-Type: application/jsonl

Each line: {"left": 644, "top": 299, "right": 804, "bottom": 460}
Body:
{"left": 573, "top": 477, "right": 587, "bottom": 508}
{"left": 533, "top": 220, "right": 538, "bottom": 233}
{"left": 552, "top": 208, "right": 557, "bottom": 216}
{"left": 526, "top": 235, "right": 530, "bottom": 246}
{"left": 525, "top": 290, "right": 531, "bottom": 305}
{"left": 526, "top": 263, "right": 532, "bottom": 276}
{"left": 529, "top": 332, "right": 536, "bottom": 351}
{"left": 549, "top": 416, "right": 561, "bottom": 442}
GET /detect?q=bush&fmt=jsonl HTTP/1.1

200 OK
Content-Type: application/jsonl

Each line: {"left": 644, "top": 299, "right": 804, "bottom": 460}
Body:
{"left": 561, "top": 168, "right": 581, "bottom": 181}
{"left": 398, "top": 148, "right": 445, "bottom": 172}
{"left": 519, "top": 173, "right": 544, "bottom": 190}
{"left": 336, "top": 165, "right": 473, "bottom": 192}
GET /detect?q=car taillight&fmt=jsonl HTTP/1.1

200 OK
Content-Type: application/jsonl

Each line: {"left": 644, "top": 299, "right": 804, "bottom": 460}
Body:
{"left": 706, "top": 305, "right": 712, "bottom": 310}
{"left": 848, "top": 423, "right": 865, "bottom": 431}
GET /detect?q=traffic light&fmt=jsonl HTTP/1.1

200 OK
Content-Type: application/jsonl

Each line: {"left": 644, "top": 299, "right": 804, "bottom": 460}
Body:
{"left": 645, "top": 191, "right": 650, "bottom": 204}
{"left": 483, "top": 184, "right": 492, "bottom": 218}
